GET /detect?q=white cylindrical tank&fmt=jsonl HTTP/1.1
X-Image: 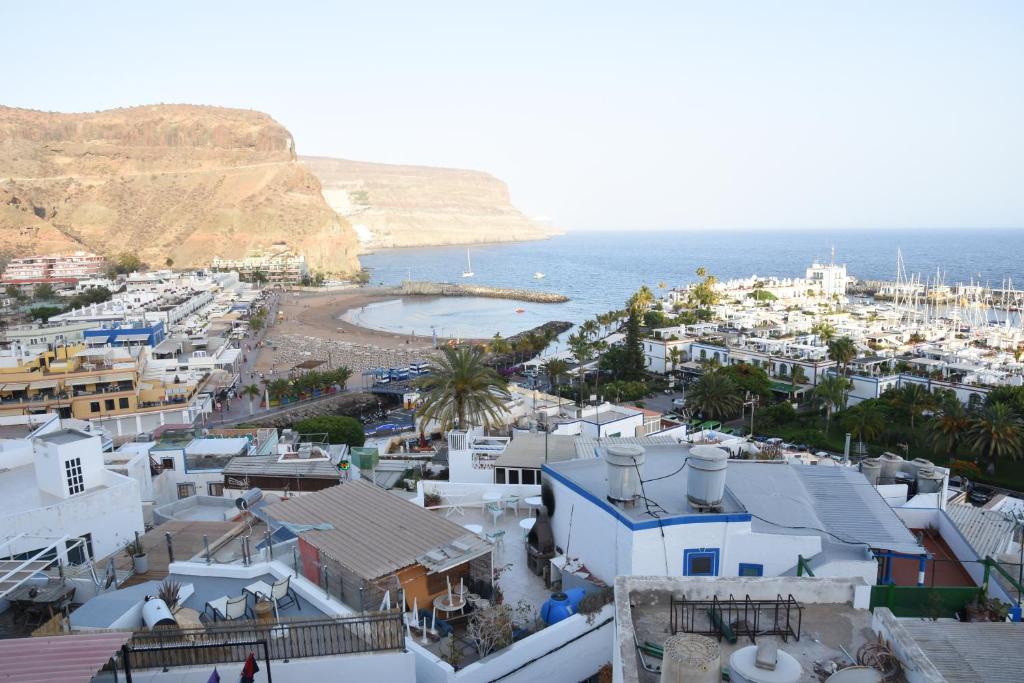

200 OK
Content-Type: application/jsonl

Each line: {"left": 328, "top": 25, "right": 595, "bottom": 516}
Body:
{"left": 235, "top": 487, "right": 263, "bottom": 511}
{"left": 916, "top": 466, "right": 945, "bottom": 494}
{"left": 909, "top": 457, "right": 934, "bottom": 477}
{"left": 604, "top": 444, "right": 645, "bottom": 503}
{"left": 687, "top": 445, "right": 728, "bottom": 507}
{"left": 659, "top": 633, "right": 721, "bottom": 683}
{"left": 878, "top": 452, "right": 904, "bottom": 480}
{"left": 860, "top": 459, "right": 882, "bottom": 485}
{"left": 728, "top": 645, "right": 802, "bottom": 683}
{"left": 142, "top": 597, "right": 176, "bottom": 629}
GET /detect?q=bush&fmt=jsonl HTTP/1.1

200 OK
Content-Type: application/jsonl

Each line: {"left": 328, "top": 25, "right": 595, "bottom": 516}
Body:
{"left": 602, "top": 380, "right": 648, "bottom": 402}
{"left": 294, "top": 415, "right": 365, "bottom": 448}
{"left": 29, "top": 305, "right": 63, "bottom": 322}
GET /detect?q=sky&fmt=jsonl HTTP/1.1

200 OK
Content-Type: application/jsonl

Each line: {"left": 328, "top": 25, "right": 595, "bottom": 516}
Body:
{"left": 3, "top": 2, "right": 1023, "bottom": 232}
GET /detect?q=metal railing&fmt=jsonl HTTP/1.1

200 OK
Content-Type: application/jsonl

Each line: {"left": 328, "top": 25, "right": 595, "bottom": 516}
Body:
{"left": 125, "top": 610, "right": 404, "bottom": 670}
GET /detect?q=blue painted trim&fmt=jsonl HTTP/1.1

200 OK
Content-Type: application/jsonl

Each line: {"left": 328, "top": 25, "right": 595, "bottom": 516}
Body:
{"left": 738, "top": 562, "right": 764, "bottom": 577}
{"left": 541, "top": 464, "right": 751, "bottom": 531}
{"left": 684, "top": 548, "right": 720, "bottom": 576}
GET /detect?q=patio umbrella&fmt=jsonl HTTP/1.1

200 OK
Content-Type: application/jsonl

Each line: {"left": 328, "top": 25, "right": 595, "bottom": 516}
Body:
{"left": 239, "top": 652, "right": 260, "bottom": 683}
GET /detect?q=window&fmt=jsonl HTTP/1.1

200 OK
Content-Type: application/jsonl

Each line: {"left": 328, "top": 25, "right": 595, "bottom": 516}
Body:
{"left": 207, "top": 482, "right": 224, "bottom": 497}
{"left": 508, "top": 469, "right": 520, "bottom": 485}
{"left": 683, "top": 548, "right": 719, "bottom": 576}
{"left": 66, "top": 534, "right": 94, "bottom": 565}
{"left": 495, "top": 468, "right": 506, "bottom": 484}
{"left": 104, "top": 398, "right": 115, "bottom": 411}
{"left": 738, "top": 563, "right": 763, "bottom": 577}
{"left": 89, "top": 401, "right": 100, "bottom": 413}
{"left": 161, "top": 457, "right": 175, "bottom": 471}
{"left": 177, "top": 482, "right": 196, "bottom": 499}
{"left": 118, "top": 397, "right": 130, "bottom": 409}
{"left": 64, "top": 457, "right": 85, "bottom": 495}
{"left": 522, "top": 469, "right": 536, "bottom": 485}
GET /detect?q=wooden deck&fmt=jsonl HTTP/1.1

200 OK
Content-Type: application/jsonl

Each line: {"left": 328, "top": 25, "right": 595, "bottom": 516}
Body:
{"left": 116, "top": 521, "right": 246, "bottom": 587}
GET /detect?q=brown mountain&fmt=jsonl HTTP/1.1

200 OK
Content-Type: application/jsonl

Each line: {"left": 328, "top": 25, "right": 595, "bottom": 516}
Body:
{"left": 0, "top": 105, "right": 359, "bottom": 273}
{"left": 302, "top": 156, "right": 556, "bottom": 250}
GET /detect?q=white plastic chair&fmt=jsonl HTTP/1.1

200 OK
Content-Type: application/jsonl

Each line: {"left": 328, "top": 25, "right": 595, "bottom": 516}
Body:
{"left": 505, "top": 495, "right": 521, "bottom": 516}
{"left": 486, "top": 501, "right": 504, "bottom": 526}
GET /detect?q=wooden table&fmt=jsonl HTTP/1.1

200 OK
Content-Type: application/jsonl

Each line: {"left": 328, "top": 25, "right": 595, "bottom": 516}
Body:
{"left": 7, "top": 582, "right": 75, "bottom": 625}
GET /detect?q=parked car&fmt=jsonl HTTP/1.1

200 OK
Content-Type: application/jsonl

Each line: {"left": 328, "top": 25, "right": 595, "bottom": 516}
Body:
{"left": 968, "top": 486, "right": 993, "bottom": 506}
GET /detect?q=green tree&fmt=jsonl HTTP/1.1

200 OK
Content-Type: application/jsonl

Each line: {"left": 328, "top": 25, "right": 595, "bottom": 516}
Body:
{"left": 567, "top": 331, "right": 593, "bottom": 406}
{"left": 813, "top": 375, "right": 852, "bottom": 430}
{"left": 812, "top": 321, "right": 837, "bottom": 344}
{"left": 543, "top": 358, "right": 569, "bottom": 398}
{"left": 620, "top": 293, "right": 647, "bottom": 381}
{"left": 240, "top": 383, "right": 262, "bottom": 415}
{"left": 294, "top": 415, "right": 366, "bottom": 448}
{"left": 886, "top": 383, "right": 937, "bottom": 429}
{"left": 668, "top": 347, "right": 684, "bottom": 375}
{"left": 29, "top": 305, "right": 63, "bottom": 322}
{"left": 984, "top": 386, "right": 1024, "bottom": 417}
{"left": 826, "top": 336, "right": 857, "bottom": 375}
{"left": 688, "top": 267, "right": 719, "bottom": 310}
{"left": 965, "top": 402, "right": 1024, "bottom": 475}
{"left": 106, "top": 252, "right": 146, "bottom": 276}
{"left": 790, "top": 365, "right": 809, "bottom": 400}
{"left": 165, "top": 257, "right": 175, "bottom": 268}
{"left": 580, "top": 319, "right": 599, "bottom": 340}
{"left": 687, "top": 370, "right": 742, "bottom": 420}
{"left": 929, "top": 397, "right": 970, "bottom": 459}
{"left": 5, "top": 284, "right": 25, "bottom": 303}
{"left": 842, "top": 400, "right": 886, "bottom": 448}
{"left": 32, "top": 282, "right": 57, "bottom": 300}
{"left": 416, "top": 346, "right": 510, "bottom": 431}
{"left": 718, "top": 362, "right": 772, "bottom": 401}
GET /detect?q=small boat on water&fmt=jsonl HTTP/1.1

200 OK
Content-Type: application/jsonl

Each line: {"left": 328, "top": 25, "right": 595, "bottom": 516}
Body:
{"left": 461, "top": 248, "right": 474, "bottom": 278}
{"left": 533, "top": 272, "right": 545, "bottom": 279}
{"left": 515, "top": 307, "right": 526, "bottom": 314}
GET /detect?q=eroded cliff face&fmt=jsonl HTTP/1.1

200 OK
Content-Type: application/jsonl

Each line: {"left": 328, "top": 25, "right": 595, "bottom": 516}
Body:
{"left": 0, "top": 105, "right": 359, "bottom": 273}
{"left": 301, "top": 156, "right": 555, "bottom": 251}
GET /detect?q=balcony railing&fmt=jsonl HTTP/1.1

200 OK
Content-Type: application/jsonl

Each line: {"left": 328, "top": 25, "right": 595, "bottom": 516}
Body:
{"left": 125, "top": 611, "right": 404, "bottom": 670}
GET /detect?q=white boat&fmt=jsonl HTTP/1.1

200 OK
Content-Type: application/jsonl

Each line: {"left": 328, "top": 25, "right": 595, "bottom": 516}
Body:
{"left": 461, "top": 249, "right": 474, "bottom": 278}
{"left": 533, "top": 272, "right": 545, "bottom": 279}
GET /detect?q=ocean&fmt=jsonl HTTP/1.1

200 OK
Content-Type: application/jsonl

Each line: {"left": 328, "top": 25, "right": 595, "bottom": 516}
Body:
{"left": 347, "top": 229, "right": 1024, "bottom": 339}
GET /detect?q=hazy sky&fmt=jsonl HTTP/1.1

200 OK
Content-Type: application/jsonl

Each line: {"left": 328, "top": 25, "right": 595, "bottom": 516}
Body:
{"left": 3, "top": 2, "right": 1022, "bottom": 231}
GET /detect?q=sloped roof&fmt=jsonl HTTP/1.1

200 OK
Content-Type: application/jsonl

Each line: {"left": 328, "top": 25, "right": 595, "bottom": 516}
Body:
{"left": 262, "top": 480, "right": 486, "bottom": 581}
{"left": 0, "top": 631, "right": 132, "bottom": 683}
{"left": 901, "top": 620, "right": 1024, "bottom": 682}
{"left": 945, "top": 503, "right": 1014, "bottom": 559}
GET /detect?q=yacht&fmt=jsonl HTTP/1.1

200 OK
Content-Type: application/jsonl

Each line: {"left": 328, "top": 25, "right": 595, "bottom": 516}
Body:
{"left": 533, "top": 272, "right": 545, "bottom": 279}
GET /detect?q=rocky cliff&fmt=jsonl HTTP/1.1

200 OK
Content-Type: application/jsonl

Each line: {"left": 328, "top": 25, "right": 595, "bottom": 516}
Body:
{"left": 301, "top": 156, "right": 555, "bottom": 250}
{"left": 0, "top": 105, "right": 360, "bottom": 273}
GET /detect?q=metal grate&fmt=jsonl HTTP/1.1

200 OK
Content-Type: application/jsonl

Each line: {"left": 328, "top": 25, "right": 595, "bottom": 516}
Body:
{"left": 669, "top": 593, "right": 802, "bottom": 643}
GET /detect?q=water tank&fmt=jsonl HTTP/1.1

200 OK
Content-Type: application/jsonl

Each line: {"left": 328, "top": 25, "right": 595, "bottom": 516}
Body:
{"left": 605, "top": 444, "right": 645, "bottom": 504}
{"left": 878, "top": 452, "right": 904, "bottom": 480}
{"left": 916, "top": 466, "right": 945, "bottom": 494}
{"left": 860, "top": 459, "right": 882, "bottom": 486}
{"left": 235, "top": 487, "right": 263, "bottom": 511}
{"left": 142, "top": 597, "right": 176, "bottom": 629}
{"left": 728, "top": 645, "right": 802, "bottom": 683}
{"left": 907, "top": 457, "right": 933, "bottom": 478}
{"left": 540, "top": 588, "right": 586, "bottom": 624}
{"left": 687, "top": 445, "right": 728, "bottom": 507}
{"left": 659, "top": 633, "right": 721, "bottom": 683}
{"left": 825, "top": 667, "right": 883, "bottom": 683}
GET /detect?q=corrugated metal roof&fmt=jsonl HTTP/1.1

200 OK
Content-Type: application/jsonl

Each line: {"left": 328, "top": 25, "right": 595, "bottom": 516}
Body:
{"left": 575, "top": 434, "right": 678, "bottom": 459}
{"left": 901, "top": 620, "right": 1024, "bottom": 682}
{"left": 0, "top": 631, "right": 131, "bottom": 683}
{"left": 794, "top": 466, "right": 922, "bottom": 554}
{"left": 945, "top": 503, "right": 1014, "bottom": 559}
{"left": 262, "top": 480, "right": 488, "bottom": 581}
{"left": 222, "top": 454, "right": 340, "bottom": 479}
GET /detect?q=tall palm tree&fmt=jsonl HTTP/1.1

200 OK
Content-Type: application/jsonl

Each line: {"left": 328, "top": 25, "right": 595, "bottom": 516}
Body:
{"left": 686, "top": 371, "right": 742, "bottom": 421}
{"left": 668, "top": 347, "right": 684, "bottom": 375}
{"left": 813, "top": 375, "right": 852, "bottom": 430}
{"left": 842, "top": 401, "right": 885, "bottom": 452}
{"left": 929, "top": 397, "right": 970, "bottom": 459}
{"left": 827, "top": 336, "right": 857, "bottom": 375}
{"left": 240, "top": 383, "right": 262, "bottom": 415}
{"left": 580, "top": 319, "right": 599, "bottom": 340}
{"left": 416, "top": 347, "right": 510, "bottom": 432}
{"left": 543, "top": 358, "right": 569, "bottom": 400}
{"left": 812, "top": 320, "right": 837, "bottom": 344}
{"left": 790, "top": 365, "right": 808, "bottom": 401}
{"left": 566, "top": 331, "right": 593, "bottom": 407}
{"left": 965, "top": 402, "right": 1024, "bottom": 475}
{"left": 887, "top": 383, "right": 936, "bottom": 429}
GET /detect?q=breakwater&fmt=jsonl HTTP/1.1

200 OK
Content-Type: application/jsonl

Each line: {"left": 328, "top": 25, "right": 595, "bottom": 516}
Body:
{"left": 397, "top": 280, "right": 569, "bottom": 303}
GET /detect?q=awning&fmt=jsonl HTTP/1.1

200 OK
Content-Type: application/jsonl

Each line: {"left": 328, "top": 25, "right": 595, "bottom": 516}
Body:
{"left": 0, "top": 631, "right": 132, "bottom": 683}
{"left": 29, "top": 380, "right": 59, "bottom": 390}
{"left": 114, "top": 333, "right": 151, "bottom": 342}
{"left": 99, "top": 372, "right": 135, "bottom": 383}
{"left": 1, "top": 382, "right": 28, "bottom": 391}
{"left": 65, "top": 376, "right": 97, "bottom": 387}
{"left": 75, "top": 349, "right": 111, "bottom": 357}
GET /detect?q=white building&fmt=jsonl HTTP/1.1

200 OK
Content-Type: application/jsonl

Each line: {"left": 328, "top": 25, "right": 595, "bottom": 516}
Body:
{"left": 542, "top": 442, "right": 922, "bottom": 586}
{"left": 805, "top": 260, "right": 849, "bottom": 299}
{"left": 0, "top": 416, "right": 144, "bottom": 567}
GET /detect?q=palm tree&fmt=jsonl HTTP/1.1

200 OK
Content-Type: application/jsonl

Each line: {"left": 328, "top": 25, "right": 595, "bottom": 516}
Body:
{"left": 686, "top": 371, "right": 742, "bottom": 421}
{"left": 240, "top": 383, "right": 262, "bottom": 414}
{"left": 790, "top": 365, "right": 808, "bottom": 401}
{"left": 489, "top": 333, "right": 512, "bottom": 369}
{"left": 416, "top": 347, "right": 510, "bottom": 432}
{"left": 812, "top": 321, "right": 837, "bottom": 344}
{"left": 629, "top": 286, "right": 655, "bottom": 313}
{"left": 813, "top": 375, "right": 852, "bottom": 430}
{"left": 543, "top": 358, "right": 569, "bottom": 400}
{"left": 929, "top": 397, "right": 970, "bottom": 459}
{"left": 842, "top": 401, "right": 885, "bottom": 452}
{"left": 580, "top": 319, "right": 599, "bottom": 340}
{"left": 668, "top": 347, "right": 684, "bottom": 375}
{"left": 887, "top": 383, "right": 936, "bottom": 429}
{"left": 965, "top": 402, "right": 1024, "bottom": 475}
{"left": 267, "top": 378, "right": 291, "bottom": 403}
{"left": 566, "top": 331, "right": 593, "bottom": 407}
{"left": 827, "top": 336, "right": 857, "bottom": 375}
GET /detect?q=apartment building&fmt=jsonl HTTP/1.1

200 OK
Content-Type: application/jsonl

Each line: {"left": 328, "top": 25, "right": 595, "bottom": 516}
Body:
{"left": 1, "top": 251, "right": 106, "bottom": 284}
{"left": 210, "top": 242, "right": 308, "bottom": 284}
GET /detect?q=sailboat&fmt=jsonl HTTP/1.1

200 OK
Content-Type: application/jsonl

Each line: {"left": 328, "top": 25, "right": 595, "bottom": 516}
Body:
{"left": 461, "top": 249, "right": 474, "bottom": 278}
{"left": 533, "top": 272, "right": 545, "bottom": 279}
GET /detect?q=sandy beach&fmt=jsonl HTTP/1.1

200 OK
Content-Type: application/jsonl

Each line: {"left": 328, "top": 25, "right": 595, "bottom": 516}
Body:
{"left": 252, "top": 288, "right": 447, "bottom": 387}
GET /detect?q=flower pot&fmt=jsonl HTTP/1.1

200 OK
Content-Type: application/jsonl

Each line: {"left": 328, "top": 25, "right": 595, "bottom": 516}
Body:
{"left": 132, "top": 553, "right": 149, "bottom": 574}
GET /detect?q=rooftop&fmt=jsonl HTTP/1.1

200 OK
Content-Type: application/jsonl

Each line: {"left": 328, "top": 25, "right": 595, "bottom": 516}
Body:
{"left": 222, "top": 453, "right": 341, "bottom": 479}
{"left": 36, "top": 428, "right": 93, "bottom": 445}
{"left": 892, "top": 617, "right": 1024, "bottom": 682}
{"left": 493, "top": 432, "right": 578, "bottom": 469}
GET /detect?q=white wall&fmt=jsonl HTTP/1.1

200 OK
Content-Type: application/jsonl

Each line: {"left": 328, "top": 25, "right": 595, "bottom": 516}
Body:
{"left": 127, "top": 651, "right": 416, "bottom": 683}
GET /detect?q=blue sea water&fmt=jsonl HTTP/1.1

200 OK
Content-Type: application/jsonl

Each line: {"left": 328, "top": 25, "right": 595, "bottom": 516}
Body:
{"left": 349, "top": 229, "right": 1024, "bottom": 338}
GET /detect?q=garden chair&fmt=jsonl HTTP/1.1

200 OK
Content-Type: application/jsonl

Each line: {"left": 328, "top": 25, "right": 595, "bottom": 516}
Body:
{"left": 204, "top": 593, "right": 251, "bottom": 622}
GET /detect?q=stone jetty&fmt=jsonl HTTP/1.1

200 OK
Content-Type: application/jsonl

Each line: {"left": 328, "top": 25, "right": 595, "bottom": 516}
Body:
{"left": 397, "top": 280, "right": 568, "bottom": 303}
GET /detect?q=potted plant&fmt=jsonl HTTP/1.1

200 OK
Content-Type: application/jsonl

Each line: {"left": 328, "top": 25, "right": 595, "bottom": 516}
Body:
{"left": 126, "top": 533, "right": 148, "bottom": 574}
{"left": 158, "top": 579, "right": 181, "bottom": 610}
{"left": 423, "top": 489, "right": 442, "bottom": 508}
